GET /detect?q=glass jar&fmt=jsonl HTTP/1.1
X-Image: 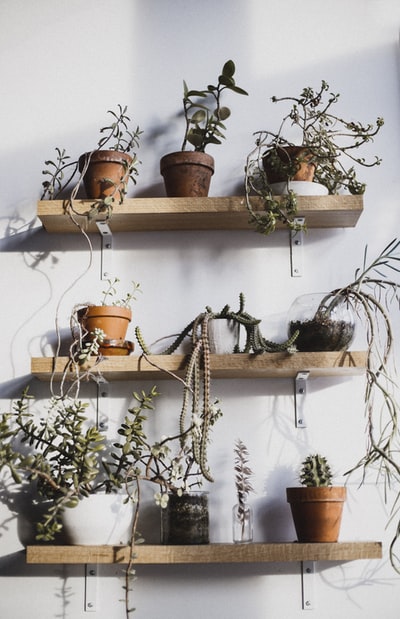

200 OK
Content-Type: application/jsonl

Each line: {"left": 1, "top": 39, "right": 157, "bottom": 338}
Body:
{"left": 161, "top": 491, "right": 209, "bottom": 545}
{"left": 232, "top": 502, "right": 253, "bottom": 544}
{"left": 288, "top": 292, "right": 355, "bottom": 352}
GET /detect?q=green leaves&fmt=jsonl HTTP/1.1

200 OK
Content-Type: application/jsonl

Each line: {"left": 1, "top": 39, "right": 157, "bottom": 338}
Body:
{"left": 181, "top": 59, "right": 248, "bottom": 151}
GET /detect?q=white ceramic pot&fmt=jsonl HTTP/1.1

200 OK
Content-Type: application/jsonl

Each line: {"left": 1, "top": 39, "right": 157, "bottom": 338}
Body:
{"left": 269, "top": 180, "right": 329, "bottom": 196}
{"left": 62, "top": 494, "right": 133, "bottom": 545}
{"left": 208, "top": 318, "right": 240, "bottom": 354}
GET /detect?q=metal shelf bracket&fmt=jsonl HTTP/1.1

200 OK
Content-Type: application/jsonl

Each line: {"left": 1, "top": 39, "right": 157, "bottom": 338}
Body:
{"left": 294, "top": 370, "right": 310, "bottom": 428}
{"left": 290, "top": 218, "right": 305, "bottom": 277}
{"left": 96, "top": 221, "right": 113, "bottom": 280}
{"left": 301, "top": 560, "right": 315, "bottom": 610}
{"left": 85, "top": 564, "right": 98, "bottom": 612}
{"left": 95, "top": 378, "right": 109, "bottom": 431}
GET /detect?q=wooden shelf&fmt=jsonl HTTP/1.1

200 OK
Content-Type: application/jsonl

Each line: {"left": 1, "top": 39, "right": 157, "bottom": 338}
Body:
{"left": 31, "top": 351, "right": 367, "bottom": 382}
{"left": 26, "top": 542, "right": 382, "bottom": 565}
{"left": 37, "top": 195, "right": 363, "bottom": 233}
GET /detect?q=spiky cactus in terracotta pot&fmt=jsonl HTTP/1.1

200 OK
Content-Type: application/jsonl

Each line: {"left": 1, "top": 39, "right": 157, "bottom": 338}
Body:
{"left": 286, "top": 454, "right": 346, "bottom": 542}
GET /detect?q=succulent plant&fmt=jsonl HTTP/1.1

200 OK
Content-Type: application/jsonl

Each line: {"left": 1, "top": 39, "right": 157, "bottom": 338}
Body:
{"left": 181, "top": 59, "right": 248, "bottom": 152}
{"left": 299, "top": 454, "right": 333, "bottom": 487}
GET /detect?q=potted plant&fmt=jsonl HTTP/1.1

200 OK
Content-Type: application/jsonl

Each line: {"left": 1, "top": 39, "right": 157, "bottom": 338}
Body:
{"left": 41, "top": 104, "right": 142, "bottom": 223}
{"left": 245, "top": 80, "right": 384, "bottom": 234}
{"left": 160, "top": 59, "right": 248, "bottom": 197}
{"left": 72, "top": 277, "right": 141, "bottom": 358}
{"left": 0, "top": 386, "right": 159, "bottom": 543}
{"left": 286, "top": 454, "right": 346, "bottom": 543}
{"left": 135, "top": 294, "right": 299, "bottom": 491}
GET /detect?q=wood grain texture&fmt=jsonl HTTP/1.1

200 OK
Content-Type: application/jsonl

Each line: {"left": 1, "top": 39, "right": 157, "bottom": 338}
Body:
{"left": 37, "top": 195, "right": 363, "bottom": 233}
{"left": 30, "top": 351, "right": 367, "bottom": 381}
{"left": 26, "top": 541, "right": 382, "bottom": 565}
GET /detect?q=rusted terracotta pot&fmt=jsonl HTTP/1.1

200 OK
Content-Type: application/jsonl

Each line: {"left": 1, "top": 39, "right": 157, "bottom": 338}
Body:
{"left": 286, "top": 486, "right": 346, "bottom": 542}
{"left": 263, "top": 145, "right": 316, "bottom": 184}
{"left": 78, "top": 150, "right": 133, "bottom": 201}
{"left": 160, "top": 151, "right": 215, "bottom": 197}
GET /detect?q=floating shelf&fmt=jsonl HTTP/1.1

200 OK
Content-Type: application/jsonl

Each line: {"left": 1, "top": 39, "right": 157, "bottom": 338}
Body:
{"left": 26, "top": 542, "right": 382, "bottom": 565}
{"left": 37, "top": 195, "right": 363, "bottom": 233}
{"left": 31, "top": 351, "right": 367, "bottom": 382}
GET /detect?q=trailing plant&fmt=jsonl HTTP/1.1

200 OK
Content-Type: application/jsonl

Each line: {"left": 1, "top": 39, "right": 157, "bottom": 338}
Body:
{"left": 180, "top": 59, "right": 248, "bottom": 152}
{"left": 245, "top": 80, "right": 383, "bottom": 235}
{"left": 299, "top": 454, "right": 333, "bottom": 487}
{"left": 245, "top": 154, "right": 303, "bottom": 235}
{"left": 288, "top": 239, "right": 400, "bottom": 569}
{"left": 136, "top": 293, "right": 298, "bottom": 357}
{"left": 41, "top": 104, "right": 142, "bottom": 221}
{"left": 135, "top": 295, "right": 297, "bottom": 486}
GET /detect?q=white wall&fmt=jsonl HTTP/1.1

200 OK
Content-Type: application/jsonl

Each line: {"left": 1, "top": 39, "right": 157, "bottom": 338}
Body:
{"left": 1, "top": 0, "right": 400, "bottom": 617}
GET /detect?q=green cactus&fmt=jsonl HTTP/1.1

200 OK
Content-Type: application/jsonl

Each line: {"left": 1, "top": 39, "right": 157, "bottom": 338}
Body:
{"left": 299, "top": 454, "right": 333, "bottom": 487}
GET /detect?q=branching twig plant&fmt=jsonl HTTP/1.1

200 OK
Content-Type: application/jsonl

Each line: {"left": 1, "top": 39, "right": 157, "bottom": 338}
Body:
{"left": 245, "top": 80, "right": 384, "bottom": 235}
{"left": 41, "top": 104, "right": 142, "bottom": 224}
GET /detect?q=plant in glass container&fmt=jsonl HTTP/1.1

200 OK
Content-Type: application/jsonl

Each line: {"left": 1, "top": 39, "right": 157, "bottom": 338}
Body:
{"left": 41, "top": 104, "right": 142, "bottom": 224}
{"left": 232, "top": 439, "right": 255, "bottom": 543}
{"left": 160, "top": 59, "right": 248, "bottom": 197}
{"left": 289, "top": 239, "right": 400, "bottom": 568}
{"left": 245, "top": 80, "right": 384, "bottom": 234}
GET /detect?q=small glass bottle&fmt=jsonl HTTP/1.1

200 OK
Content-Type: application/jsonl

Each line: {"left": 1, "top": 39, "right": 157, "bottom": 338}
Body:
{"left": 232, "top": 502, "right": 253, "bottom": 543}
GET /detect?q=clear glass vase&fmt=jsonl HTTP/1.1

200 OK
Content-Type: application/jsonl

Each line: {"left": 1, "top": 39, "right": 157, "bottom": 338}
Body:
{"left": 288, "top": 292, "right": 355, "bottom": 352}
{"left": 232, "top": 503, "right": 253, "bottom": 543}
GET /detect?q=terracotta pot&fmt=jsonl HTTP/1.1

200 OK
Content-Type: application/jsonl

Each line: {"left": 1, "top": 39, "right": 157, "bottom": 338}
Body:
{"left": 160, "top": 151, "right": 215, "bottom": 197}
{"left": 262, "top": 146, "right": 316, "bottom": 184}
{"left": 80, "top": 305, "right": 132, "bottom": 342}
{"left": 286, "top": 486, "right": 346, "bottom": 542}
{"left": 78, "top": 150, "right": 133, "bottom": 201}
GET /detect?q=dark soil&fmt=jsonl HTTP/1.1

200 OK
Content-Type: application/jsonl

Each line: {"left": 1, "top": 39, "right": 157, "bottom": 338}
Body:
{"left": 289, "top": 318, "right": 355, "bottom": 352}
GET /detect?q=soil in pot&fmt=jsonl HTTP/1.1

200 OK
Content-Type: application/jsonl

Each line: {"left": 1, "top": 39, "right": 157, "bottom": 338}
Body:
{"left": 160, "top": 151, "right": 215, "bottom": 197}
{"left": 288, "top": 293, "right": 355, "bottom": 352}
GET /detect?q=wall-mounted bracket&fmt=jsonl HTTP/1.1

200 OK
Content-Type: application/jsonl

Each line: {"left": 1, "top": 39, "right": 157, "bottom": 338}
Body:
{"left": 294, "top": 371, "right": 310, "bottom": 428}
{"left": 290, "top": 218, "right": 305, "bottom": 277}
{"left": 95, "top": 378, "right": 109, "bottom": 431}
{"left": 96, "top": 221, "right": 113, "bottom": 280}
{"left": 301, "top": 560, "right": 315, "bottom": 610}
{"left": 85, "top": 564, "right": 98, "bottom": 612}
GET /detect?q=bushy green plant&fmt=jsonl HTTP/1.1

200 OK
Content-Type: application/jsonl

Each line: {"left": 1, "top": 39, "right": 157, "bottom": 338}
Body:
{"left": 0, "top": 387, "right": 158, "bottom": 540}
{"left": 180, "top": 59, "right": 248, "bottom": 152}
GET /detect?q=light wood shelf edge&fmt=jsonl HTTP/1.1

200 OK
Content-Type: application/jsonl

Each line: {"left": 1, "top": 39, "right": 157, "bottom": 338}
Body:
{"left": 37, "top": 195, "right": 363, "bottom": 233}
{"left": 26, "top": 542, "right": 382, "bottom": 565}
{"left": 30, "top": 351, "right": 367, "bottom": 382}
